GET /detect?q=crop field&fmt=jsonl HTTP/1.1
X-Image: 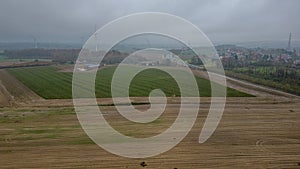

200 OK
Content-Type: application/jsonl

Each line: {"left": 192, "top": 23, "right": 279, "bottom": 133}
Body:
{"left": 2, "top": 65, "right": 300, "bottom": 169}
{"left": 7, "top": 66, "right": 252, "bottom": 99}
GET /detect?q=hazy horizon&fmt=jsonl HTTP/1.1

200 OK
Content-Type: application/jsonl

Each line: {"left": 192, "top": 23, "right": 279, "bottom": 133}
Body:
{"left": 0, "top": 0, "right": 299, "bottom": 44}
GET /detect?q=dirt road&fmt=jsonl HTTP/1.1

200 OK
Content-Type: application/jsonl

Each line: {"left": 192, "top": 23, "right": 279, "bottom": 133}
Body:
{"left": 0, "top": 69, "right": 43, "bottom": 107}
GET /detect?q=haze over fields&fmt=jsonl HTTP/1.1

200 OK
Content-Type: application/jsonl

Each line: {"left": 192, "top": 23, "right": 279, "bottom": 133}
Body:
{"left": 0, "top": 1, "right": 300, "bottom": 169}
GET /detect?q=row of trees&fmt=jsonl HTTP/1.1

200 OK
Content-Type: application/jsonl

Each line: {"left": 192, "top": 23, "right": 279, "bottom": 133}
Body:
{"left": 4, "top": 49, "right": 80, "bottom": 63}
{"left": 4, "top": 49, "right": 130, "bottom": 64}
{"left": 241, "top": 66, "right": 299, "bottom": 80}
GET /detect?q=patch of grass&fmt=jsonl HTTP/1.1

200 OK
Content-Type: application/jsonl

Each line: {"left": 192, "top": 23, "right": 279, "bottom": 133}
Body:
{"left": 98, "top": 102, "right": 150, "bottom": 106}
{"left": 0, "top": 108, "right": 75, "bottom": 124}
{"left": 68, "top": 137, "right": 94, "bottom": 145}
{"left": 8, "top": 66, "right": 252, "bottom": 99}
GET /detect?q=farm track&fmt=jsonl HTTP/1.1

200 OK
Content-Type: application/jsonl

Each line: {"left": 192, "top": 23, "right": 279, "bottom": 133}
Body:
{"left": 0, "top": 78, "right": 12, "bottom": 107}
{"left": 0, "top": 70, "right": 42, "bottom": 107}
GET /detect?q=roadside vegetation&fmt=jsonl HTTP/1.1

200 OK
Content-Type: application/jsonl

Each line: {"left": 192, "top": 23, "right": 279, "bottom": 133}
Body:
{"left": 226, "top": 66, "right": 300, "bottom": 95}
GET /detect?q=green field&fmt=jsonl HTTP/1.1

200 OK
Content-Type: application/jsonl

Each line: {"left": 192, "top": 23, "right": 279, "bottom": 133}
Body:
{"left": 7, "top": 66, "right": 252, "bottom": 99}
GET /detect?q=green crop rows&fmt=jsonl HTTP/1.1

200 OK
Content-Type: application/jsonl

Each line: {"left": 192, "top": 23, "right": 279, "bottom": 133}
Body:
{"left": 8, "top": 66, "right": 252, "bottom": 99}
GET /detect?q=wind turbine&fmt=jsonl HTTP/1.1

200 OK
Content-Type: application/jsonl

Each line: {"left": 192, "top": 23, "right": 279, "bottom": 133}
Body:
{"left": 30, "top": 35, "right": 38, "bottom": 49}
{"left": 80, "top": 36, "right": 84, "bottom": 45}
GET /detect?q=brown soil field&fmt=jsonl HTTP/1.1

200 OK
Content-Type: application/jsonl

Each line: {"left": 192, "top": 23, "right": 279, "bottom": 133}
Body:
{"left": 0, "top": 98, "right": 299, "bottom": 168}
{"left": 0, "top": 68, "right": 299, "bottom": 168}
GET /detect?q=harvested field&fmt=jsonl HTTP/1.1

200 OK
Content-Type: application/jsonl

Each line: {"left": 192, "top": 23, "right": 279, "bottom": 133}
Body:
{"left": 0, "top": 97, "right": 299, "bottom": 168}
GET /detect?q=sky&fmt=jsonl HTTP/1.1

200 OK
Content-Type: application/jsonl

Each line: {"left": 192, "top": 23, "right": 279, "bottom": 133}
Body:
{"left": 0, "top": 0, "right": 299, "bottom": 44}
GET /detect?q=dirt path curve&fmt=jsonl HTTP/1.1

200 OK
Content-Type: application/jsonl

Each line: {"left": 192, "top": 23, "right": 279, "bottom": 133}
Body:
{"left": 0, "top": 69, "right": 43, "bottom": 107}
{"left": 0, "top": 79, "right": 13, "bottom": 107}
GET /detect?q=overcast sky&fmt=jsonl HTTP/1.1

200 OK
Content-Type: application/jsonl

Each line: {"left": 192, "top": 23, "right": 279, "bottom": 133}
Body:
{"left": 0, "top": 0, "right": 299, "bottom": 44}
